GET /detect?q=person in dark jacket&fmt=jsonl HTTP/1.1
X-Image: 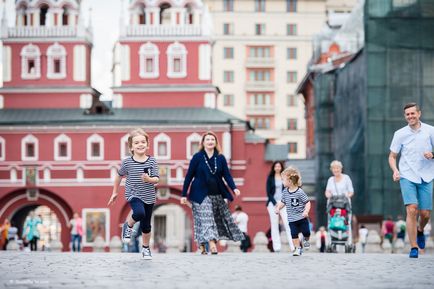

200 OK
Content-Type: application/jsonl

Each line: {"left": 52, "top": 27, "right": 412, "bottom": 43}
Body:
{"left": 181, "top": 131, "right": 244, "bottom": 254}
{"left": 266, "top": 161, "right": 295, "bottom": 252}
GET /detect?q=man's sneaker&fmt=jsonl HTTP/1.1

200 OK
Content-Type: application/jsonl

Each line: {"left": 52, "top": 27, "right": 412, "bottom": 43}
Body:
{"left": 293, "top": 247, "right": 302, "bottom": 256}
{"left": 417, "top": 230, "right": 425, "bottom": 249}
{"left": 303, "top": 240, "right": 311, "bottom": 250}
{"left": 142, "top": 246, "right": 152, "bottom": 260}
{"left": 121, "top": 222, "right": 134, "bottom": 243}
{"left": 409, "top": 247, "right": 418, "bottom": 258}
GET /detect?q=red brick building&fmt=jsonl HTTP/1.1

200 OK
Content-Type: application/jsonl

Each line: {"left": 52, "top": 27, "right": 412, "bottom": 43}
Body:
{"left": 0, "top": 0, "right": 271, "bottom": 252}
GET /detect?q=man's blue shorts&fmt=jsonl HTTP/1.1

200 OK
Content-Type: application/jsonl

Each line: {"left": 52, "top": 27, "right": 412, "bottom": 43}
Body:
{"left": 399, "top": 178, "right": 433, "bottom": 210}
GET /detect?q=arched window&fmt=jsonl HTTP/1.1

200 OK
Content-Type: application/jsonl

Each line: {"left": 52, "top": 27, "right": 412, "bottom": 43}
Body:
{"left": 54, "top": 134, "right": 71, "bottom": 161}
{"left": 166, "top": 42, "right": 187, "bottom": 78}
{"left": 120, "top": 134, "right": 130, "bottom": 159}
{"left": 40, "top": 4, "right": 49, "bottom": 26}
{"left": 62, "top": 7, "right": 69, "bottom": 26}
{"left": 186, "top": 133, "right": 201, "bottom": 159}
{"left": 139, "top": 42, "right": 159, "bottom": 78}
{"left": 159, "top": 2, "right": 171, "bottom": 25}
{"left": 185, "top": 4, "right": 193, "bottom": 24}
{"left": 153, "top": 133, "right": 171, "bottom": 160}
{"left": 21, "top": 44, "right": 41, "bottom": 79}
{"left": 21, "top": 134, "right": 38, "bottom": 161}
{"left": 47, "top": 42, "right": 67, "bottom": 79}
{"left": 86, "top": 134, "right": 104, "bottom": 161}
{"left": 138, "top": 3, "right": 146, "bottom": 24}
{"left": 16, "top": 4, "right": 28, "bottom": 26}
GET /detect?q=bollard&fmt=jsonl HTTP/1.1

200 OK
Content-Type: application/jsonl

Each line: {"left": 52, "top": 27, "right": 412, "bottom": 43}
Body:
{"left": 50, "top": 240, "right": 63, "bottom": 252}
{"left": 394, "top": 238, "right": 405, "bottom": 254}
{"left": 365, "top": 230, "right": 382, "bottom": 253}
{"left": 109, "top": 236, "right": 122, "bottom": 253}
{"left": 252, "top": 231, "right": 269, "bottom": 252}
{"left": 225, "top": 240, "right": 241, "bottom": 253}
{"left": 93, "top": 236, "right": 105, "bottom": 252}
{"left": 424, "top": 237, "right": 434, "bottom": 255}
{"left": 381, "top": 239, "right": 392, "bottom": 253}
{"left": 6, "top": 240, "right": 20, "bottom": 251}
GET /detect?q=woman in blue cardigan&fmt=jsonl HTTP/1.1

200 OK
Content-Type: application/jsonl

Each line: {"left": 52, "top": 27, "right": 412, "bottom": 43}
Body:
{"left": 181, "top": 131, "right": 244, "bottom": 254}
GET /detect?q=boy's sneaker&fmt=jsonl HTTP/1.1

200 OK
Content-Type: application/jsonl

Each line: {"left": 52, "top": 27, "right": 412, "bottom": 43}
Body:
{"left": 303, "top": 240, "right": 311, "bottom": 250}
{"left": 417, "top": 230, "right": 425, "bottom": 249}
{"left": 293, "top": 247, "right": 302, "bottom": 256}
{"left": 121, "top": 222, "right": 134, "bottom": 243}
{"left": 409, "top": 247, "right": 418, "bottom": 258}
{"left": 142, "top": 246, "right": 152, "bottom": 260}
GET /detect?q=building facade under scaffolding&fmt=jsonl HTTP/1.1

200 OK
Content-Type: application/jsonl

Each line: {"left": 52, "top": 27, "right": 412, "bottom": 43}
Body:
{"left": 297, "top": 0, "right": 434, "bottom": 225}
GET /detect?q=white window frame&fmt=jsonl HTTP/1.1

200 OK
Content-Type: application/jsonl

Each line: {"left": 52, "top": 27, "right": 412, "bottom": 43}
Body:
{"left": 139, "top": 42, "right": 160, "bottom": 79}
{"left": 21, "top": 134, "right": 38, "bottom": 161}
{"left": 167, "top": 42, "right": 187, "bottom": 78}
{"left": 0, "top": 95, "right": 4, "bottom": 109}
{"left": 0, "top": 136, "right": 5, "bottom": 161}
{"left": 54, "top": 134, "right": 71, "bottom": 161}
{"left": 154, "top": 133, "right": 171, "bottom": 160}
{"left": 186, "top": 133, "right": 201, "bottom": 159}
{"left": 21, "top": 44, "right": 41, "bottom": 79}
{"left": 86, "top": 134, "right": 104, "bottom": 161}
{"left": 47, "top": 42, "right": 67, "bottom": 79}
{"left": 120, "top": 134, "right": 130, "bottom": 159}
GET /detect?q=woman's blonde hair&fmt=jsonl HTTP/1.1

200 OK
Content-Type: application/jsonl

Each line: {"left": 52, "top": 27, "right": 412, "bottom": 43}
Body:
{"left": 127, "top": 128, "right": 149, "bottom": 155}
{"left": 198, "top": 131, "right": 221, "bottom": 154}
{"left": 281, "top": 166, "right": 302, "bottom": 187}
{"left": 330, "top": 160, "right": 343, "bottom": 170}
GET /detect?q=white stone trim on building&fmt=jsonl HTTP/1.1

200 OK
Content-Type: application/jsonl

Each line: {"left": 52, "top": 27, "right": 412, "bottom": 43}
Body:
{"left": 0, "top": 136, "right": 5, "bottom": 161}
{"left": 86, "top": 134, "right": 104, "bottom": 161}
{"left": 2, "top": 46, "right": 12, "bottom": 82}
{"left": 199, "top": 43, "right": 211, "bottom": 80}
{"left": 121, "top": 45, "right": 131, "bottom": 81}
{"left": 154, "top": 132, "right": 171, "bottom": 160}
{"left": 73, "top": 44, "right": 86, "bottom": 81}
{"left": 0, "top": 95, "right": 4, "bottom": 109}
{"left": 21, "top": 134, "right": 39, "bottom": 161}
{"left": 80, "top": 94, "right": 92, "bottom": 109}
{"left": 222, "top": 131, "right": 231, "bottom": 160}
{"left": 54, "top": 133, "right": 72, "bottom": 161}
{"left": 47, "top": 42, "right": 67, "bottom": 79}
{"left": 20, "top": 44, "right": 41, "bottom": 79}
{"left": 139, "top": 42, "right": 160, "bottom": 78}
{"left": 112, "top": 94, "right": 123, "bottom": 108}
{"left": 186, "top": 132, "right": 201, "bottom": 159}
{"left": 166, "top": 41, "right": 187, "bottom": 78}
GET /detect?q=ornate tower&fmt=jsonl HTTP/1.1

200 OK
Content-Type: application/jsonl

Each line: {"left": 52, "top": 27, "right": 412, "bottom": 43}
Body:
{"left": 1, "top": 0, "right": 93, "bottom": 109}
{"left": 112, "top": 0, "right": 215, "bottom": 108}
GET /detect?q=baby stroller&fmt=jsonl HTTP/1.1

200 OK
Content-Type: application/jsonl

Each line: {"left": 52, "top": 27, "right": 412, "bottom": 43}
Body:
{"left": 326, "top": 195, "right": 355, "bottom": 253}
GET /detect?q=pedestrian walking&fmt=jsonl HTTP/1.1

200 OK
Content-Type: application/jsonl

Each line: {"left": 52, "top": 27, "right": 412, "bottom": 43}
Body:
{"left": 232, "top": 205, "right": 251, "bottom": 252}
{"left": 275, "top": 166, "right": 311, "bottom": 256}
{"left": 181, "top": 131, "right": 244, "bottom": 255}
{"left": 395, "top": 215, "right": 406, "bottom": 242}
{"left": 68, "top": 212, "right": 83, "bottom": 252}
{"left": 0, "top": 219, "right": 10, "bottom": 250}
{"left": 22, "top": 211, "right": 42, "bottom": 251}
{"left": 381, "top": 216, "right": 395, "bottom": 251}
{"left": 389, "top": 102, "right": 434, "bottom": 258}
{"left": 108, "top": 128, "right": 159, "bottom": 260}
{"left": 265, "top": 161, "right": 295, "bottom": 252}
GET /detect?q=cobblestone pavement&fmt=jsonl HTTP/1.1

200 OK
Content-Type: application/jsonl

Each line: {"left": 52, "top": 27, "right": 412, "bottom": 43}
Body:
{"left": 1, "top": 251, "right": 433, "bottom": 289}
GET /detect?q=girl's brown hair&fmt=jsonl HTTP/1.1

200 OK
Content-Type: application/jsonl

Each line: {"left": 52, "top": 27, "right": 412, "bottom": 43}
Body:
{"left": 127, "top": 128, "right": 149, "bottom": 155}
{"left": 198, "top": 131, "right": 221, "bottom": 154}
{"left": 281, "top": 166, "right": 302, "bottom": 187}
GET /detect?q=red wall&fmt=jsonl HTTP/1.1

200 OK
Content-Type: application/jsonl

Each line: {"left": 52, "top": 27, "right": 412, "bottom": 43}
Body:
{"left": 120, "top": 41, "right": 210, "bottom": 85}
{"left": 3, "top": 92, "right": 85, "bottom": 109}
{"left": 115, "top": 91, "right": 205, "bottom": 108}
{"left": 3, "top": 41, "right": 91, "bottom": 87}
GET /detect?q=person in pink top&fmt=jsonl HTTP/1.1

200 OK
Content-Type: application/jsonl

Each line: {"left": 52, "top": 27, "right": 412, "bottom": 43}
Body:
{"left": 68, "top": 212, "right": 83, "bottom": 252}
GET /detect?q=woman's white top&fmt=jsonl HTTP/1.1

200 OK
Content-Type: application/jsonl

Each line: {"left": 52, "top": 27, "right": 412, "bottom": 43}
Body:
{"left": 326, "top": 174, "right": 354, "bottom": 196}
{"left": 274, "top": 179, "right": 283, "bottom": 202}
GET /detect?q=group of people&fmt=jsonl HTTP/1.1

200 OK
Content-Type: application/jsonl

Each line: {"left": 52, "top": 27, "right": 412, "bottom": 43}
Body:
{"left": 103, "top": 102, "right": 433, "bottom": 259}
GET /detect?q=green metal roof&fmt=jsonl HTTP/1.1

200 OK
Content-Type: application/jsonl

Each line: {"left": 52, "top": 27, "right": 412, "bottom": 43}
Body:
{"left": 0, "top": 108, "right": 245, "bottom": 126}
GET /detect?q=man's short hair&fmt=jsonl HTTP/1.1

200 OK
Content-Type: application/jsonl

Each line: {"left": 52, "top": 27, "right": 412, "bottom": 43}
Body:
{"left": 235, "top": 205, "right": 242, "bottom": 211}
{"left": 403, "top": 102, "right": 420, "bottom": 112}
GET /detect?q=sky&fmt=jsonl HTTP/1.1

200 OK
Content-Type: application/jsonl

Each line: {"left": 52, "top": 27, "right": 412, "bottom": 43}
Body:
{"left": 0, "top": 0, "right": 126, "bottom": 98}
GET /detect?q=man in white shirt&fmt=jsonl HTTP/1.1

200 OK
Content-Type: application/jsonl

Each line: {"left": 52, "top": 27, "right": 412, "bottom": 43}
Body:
{"left": 389, "top": 102, "right": 434, "bottom": 258}
{"left": 232, "top": 205, "right": 250, "bottom": 252}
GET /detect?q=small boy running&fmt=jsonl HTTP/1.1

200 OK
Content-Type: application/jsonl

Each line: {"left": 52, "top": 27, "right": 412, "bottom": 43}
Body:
{"left": 275, "top": 166, "right": 311, "bottom": 256}
{"left": 108, "top": 128, "right": 159, "bottom": 260}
